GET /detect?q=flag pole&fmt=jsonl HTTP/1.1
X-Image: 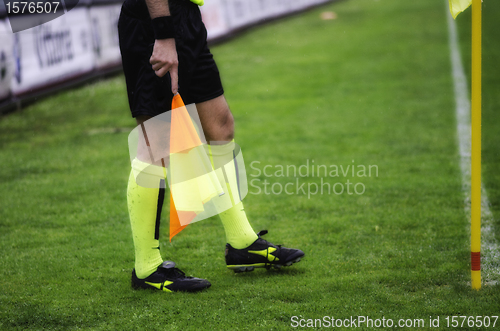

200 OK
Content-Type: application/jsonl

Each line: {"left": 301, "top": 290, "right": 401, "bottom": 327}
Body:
{"left": 470, "top": 0, "right": 481, "bottom": 290}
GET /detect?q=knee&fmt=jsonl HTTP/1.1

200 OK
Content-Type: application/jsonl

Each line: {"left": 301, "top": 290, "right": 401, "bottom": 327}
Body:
{"left": 198, "top": 96, "right": 236, "bottom": 142}
{"left": 207, "top": 107, "right": 234, "bottom": 142}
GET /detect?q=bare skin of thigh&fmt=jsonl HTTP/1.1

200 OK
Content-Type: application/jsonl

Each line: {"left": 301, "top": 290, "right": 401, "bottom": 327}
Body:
{"left": 135, "top": 94, "right": 235, "bottom": 164}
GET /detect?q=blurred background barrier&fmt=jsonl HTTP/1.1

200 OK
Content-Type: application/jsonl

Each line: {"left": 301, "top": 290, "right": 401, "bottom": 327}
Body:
{"left": 0, "top": 0, "right": 332, "bottom": 114}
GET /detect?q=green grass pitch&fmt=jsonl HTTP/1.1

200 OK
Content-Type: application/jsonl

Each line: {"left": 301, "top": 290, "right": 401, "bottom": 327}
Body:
{"left": 1, "top": 0, "right": 499, "bottom": 329}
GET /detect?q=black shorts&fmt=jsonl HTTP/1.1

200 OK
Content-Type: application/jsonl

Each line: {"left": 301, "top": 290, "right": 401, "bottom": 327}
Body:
{"left": 118, "top": 0, "right": 224, "bottom": 118}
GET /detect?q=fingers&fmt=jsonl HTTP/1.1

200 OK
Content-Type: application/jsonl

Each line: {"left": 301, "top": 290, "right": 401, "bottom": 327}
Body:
{"left": 151, "top": 61, "right": 162, "bottom": 72}
{"left": 149, "top": 57, "right": 169, "bottom": 77}
{"left": 149, "top": 55, "right": 179, "bottom": 93}
{"left": 149, "top": 39, "right": 179, "bottom": 92}
{"left": 149, "top": 60, "right": 176, "bottom": 79}
{"left": 150, "top": 60, "right": 178, "bottom": 93}
{"left": 155, "top": 65, "right": 170, "bottom": 78}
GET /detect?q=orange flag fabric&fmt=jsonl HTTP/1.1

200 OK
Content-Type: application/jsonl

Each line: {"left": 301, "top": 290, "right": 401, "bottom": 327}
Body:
{"left": 169, "top": 193, "right": 193, "bottom": 241}
{"left": 170, "top": 94, "right": 202, "bottom": 154}
{"left": 169, "top": 94, "right": 201, "bottom": 241}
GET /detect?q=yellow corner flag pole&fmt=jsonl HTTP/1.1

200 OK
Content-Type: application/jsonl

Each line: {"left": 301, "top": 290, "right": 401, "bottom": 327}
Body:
{"left": 470, "top": 0, "right": 481, "bottom": 290}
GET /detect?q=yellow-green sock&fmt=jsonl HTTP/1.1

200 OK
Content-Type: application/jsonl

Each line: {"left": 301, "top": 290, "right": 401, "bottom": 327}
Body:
{"left": 219, "top": 201, "right": 258, "bottom": 249}
{"left": 208, "top": 141, "right": 258, "bottom": 249}
{"left": 127, "top": 158, "right": 165, "bottom": 279}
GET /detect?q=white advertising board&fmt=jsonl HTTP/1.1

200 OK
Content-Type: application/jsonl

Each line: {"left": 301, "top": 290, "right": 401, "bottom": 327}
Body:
{"left": 89, "top": 4, "right": 122, "bottom": 69}
{"left": 0, "top": 19, "right": 14, "bottom": 100}
{"left": 201, "top": 0, "right": 230, "bottom": 40}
